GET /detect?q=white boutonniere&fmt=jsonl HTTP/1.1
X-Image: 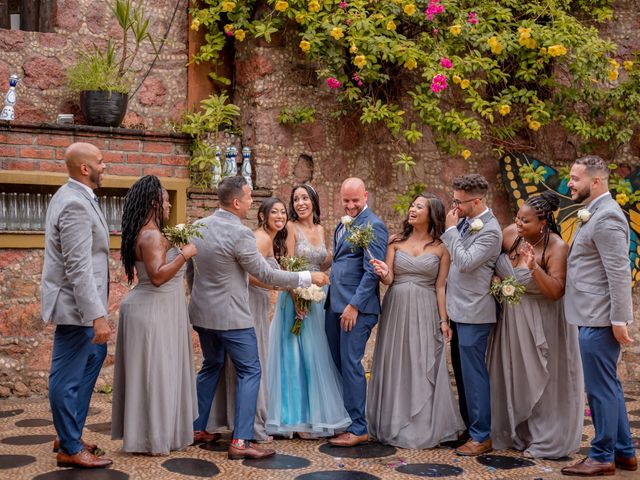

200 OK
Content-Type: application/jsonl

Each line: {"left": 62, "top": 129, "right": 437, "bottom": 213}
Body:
{"left": 469, "top": 218, "right": 484, "bottom": 233}
{"left": 341, "top": 215, "right": 354, "bottom": 228}
{"left": 577, "top": 209, "right": 591, "bottom": 225}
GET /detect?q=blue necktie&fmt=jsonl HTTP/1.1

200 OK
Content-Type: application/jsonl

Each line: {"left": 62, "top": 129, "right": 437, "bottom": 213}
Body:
{"left": 336, "top": 223, "right": 347, "bottom": 243}
{"left": 458, "top": 219, "right": 470, "bottom": 236}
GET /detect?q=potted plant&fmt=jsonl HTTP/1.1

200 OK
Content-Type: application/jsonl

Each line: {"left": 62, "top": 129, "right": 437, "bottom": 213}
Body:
{"left": 67, "top": 0, "right": 157, "bottom": 127}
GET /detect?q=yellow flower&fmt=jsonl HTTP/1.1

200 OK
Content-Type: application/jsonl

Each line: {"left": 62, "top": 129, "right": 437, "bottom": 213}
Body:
{"left": 354, "top": 55, "right": 367, "bottom": 68}
{"left": 299, "top": 40, "right": 311, "bottom": 53}
{"left": 308, "top": 0, "right": 320, "bottom": 12}
{"left": 518, "top": 27, "right": 531, "bottom": 39}
{"left": 386, "top": 20, "right": 396, "bottom": 31}
{"left": 234, "top": 29, "right": 246, "bottom": 41}
{"left": 404, "top": 58, "right": 417, "bottom": 70}
{"left": 221, "top": 1, "right": 236, "bottom": 12}
{"left": 518, "top": 29, "right": 536, "bottom": 49}
{"left": 295, "top": 12, "right": 306, "bottom": 23}
{"left": 190, "top": 18, "right": 201, "bottom": 30}
{"left": 224, "top": 23, "right": 234, "bottom": 34}
{"left": 499, "top": 104, "right": 511, "bottom": 116}
{"left": 460, "top": 79, "right": 470, "bottom": 89}
{"left": 609, "top": 59, "right": 620, "bottom": 69}
{"left": 461, "top": 150, "right": 471, "bottom": 159}
{"left": 608, "top": 69, "right": 619, "bottom": 81}
{"left": 488, "top": 36, "right": 503, "bottom": 54}
{"left": 330, "top": 27, "right": 344, "bottom": 40}
{"left": 616, "top": 193, "right": 629, "bottom": 206}
{"left": 452, "top": 75, "right": 461, "bottom": 84}
{"left": 275, "top": 0, "right": 288, "bottom": 12}
{"left": 528, "top": 120, "right": 541, "bottom": 131}
{"left": 450, "top": 25, "right": 462, "bottom": 37}
{"left": 547, "top": 45, "right": 567, "bottom": 57}
{"left": 624, "top": 60, "right": 634, "bottom": 71}
{"left": 539, "top": 47, "right": 547, "bottom": 55}
{"left": 349, "top": 44, "right": 358, "bottom": 53}
{"left": 403, "top": 4, "right": 416, "bottom": 16}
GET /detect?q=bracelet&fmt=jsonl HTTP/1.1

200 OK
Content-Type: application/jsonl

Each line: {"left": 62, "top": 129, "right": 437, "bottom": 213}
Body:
{"left": 178, "top": 250, "right": 187, "bottom": 262}
{"left": 440, "top": 319, "right": 449, "bottom": 324}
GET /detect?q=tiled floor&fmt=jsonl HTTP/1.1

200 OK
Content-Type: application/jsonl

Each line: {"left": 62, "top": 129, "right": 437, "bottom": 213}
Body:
{"left": 1, "top": 386, "right": 639, "bottom": 479}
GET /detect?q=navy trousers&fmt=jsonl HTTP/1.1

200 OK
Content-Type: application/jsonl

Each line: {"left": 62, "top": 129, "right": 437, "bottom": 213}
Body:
{"left": 450, "top": 321, "right": 469, "bottom": 428}
{"left": 579, "top": 327, "right": 635, "bottom": 463}
{"left": 325, "top": 308, "right": 377, "bottom": 436}
{"left": 193, "top": 326, "right": 261, "bottom": 441}
{"left": 456, "top": 322, "right": 494, "bottom": 443}
{"left": 49, "top": 325, "right": 107, "bottom": 455}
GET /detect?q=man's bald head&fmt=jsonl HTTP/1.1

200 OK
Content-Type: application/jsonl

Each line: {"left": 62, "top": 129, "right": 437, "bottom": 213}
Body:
{"left": 340, "top": 177, "right": 368, "bottom": 218}
{"left": 64, "top": 142, "right": 105, "bottom": 189}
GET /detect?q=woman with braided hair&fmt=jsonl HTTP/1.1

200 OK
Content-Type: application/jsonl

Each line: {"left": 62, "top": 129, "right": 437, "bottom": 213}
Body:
{"left": 111, "top": 175, "right": 198, "bottom": 455}
{"left": 487, "top": 190, "right": 584, "bottom": 458}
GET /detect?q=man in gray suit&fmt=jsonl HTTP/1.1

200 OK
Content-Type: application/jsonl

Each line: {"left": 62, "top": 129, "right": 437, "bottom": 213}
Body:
{"left": 188, "top": 176, "right": 328, "bottom": 460}
{"left": 41, "top": 142, "right": 113, "bottom": 469}
{"left": 441, "top": 174, "right": 502, "bottom": 456}
{"left": 561, "top": 156, "right": 636, "bottom": 476}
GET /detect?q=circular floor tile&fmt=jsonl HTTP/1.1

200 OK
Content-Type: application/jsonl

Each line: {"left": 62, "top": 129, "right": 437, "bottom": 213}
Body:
{"left": 628, "top": 409, "right": 640, "bottom": 417}
{"left": 86, "top": 422, "right": 112, "bottom": 435}
{"left": 1, "top": 434, "right": 56, "bottom": 445}
{"left": 15, "top": 418, "right": 53, "bottom": 427}
{"left": 582, "top": 434, "right": 589, "bottom": 442}
{"left": 243, "top": 453, "right": 311, "bottom": 469}
{"left": 296, "top": 471, "right": 380, "bottom": 480}
{"left": 198, "top": 441, "right": 228, "bottom": 453}
{"left": 161, "top": 458, "right": 219, "bottom": 477}
{"left": 625, "top": 397, "right": 636, "bottom": 403}
{"left": 0, "top": 454, "right": 36, "bottom": 469}
{"left": 396, "top": 463, "right": 464, "bottom": 477}
{"left": 33, "top": 470, "right": 129, "bottom": 480}
{"left": 629, "top": 420, "right": 640, "bottom": 429}
{"left": 88, "top": 407, "right": 101, "bottom": 416}
{"left": 319, "top": 442, "right": 397, "bottom": 459}
{"left": 583, "top": 419, "right": 593, "bottom": 426}
{"left": 0, "top": 409, "right": 24, "bottom": 418}
{"left": 476, "top": 454, "right": 535, "bottom": 470}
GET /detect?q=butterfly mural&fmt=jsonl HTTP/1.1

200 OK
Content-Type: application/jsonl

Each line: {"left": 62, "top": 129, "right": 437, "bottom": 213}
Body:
{"left": 499, "top": 152, "right": 640, "bottom": 285}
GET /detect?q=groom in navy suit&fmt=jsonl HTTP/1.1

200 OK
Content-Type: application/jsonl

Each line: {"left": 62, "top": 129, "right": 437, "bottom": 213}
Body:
{"left": 325, "top": 177, "right": 388, "bottom": 447}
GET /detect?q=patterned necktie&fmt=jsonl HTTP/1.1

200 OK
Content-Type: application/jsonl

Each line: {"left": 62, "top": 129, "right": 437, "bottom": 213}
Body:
{"left": 458, "top": 219, "right": 470, "bottom": 237}
{"left": 336, "top": 223, "right": 347, "bottom": 243}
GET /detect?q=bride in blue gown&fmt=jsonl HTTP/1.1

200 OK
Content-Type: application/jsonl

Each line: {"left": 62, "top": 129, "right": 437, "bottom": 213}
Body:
{"left": 266, "top": 184, "right": 351, "bottom": 436}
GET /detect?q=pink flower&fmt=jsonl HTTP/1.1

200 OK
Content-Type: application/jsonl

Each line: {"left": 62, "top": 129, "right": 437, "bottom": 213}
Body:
{"left": 226, "top": 30, "right": 234, "bottom": 36}
{"left": 467, "top": 11, "right": 478, "bottom": 24}
{"left": 440, "top": 57, "right": 453, "bottom": 68}
{"left": 425, "top": 0, "right": 444, "bottom": 21}
{"left": 431, "top": 73, "right": 447, "bottom": 93}
{"left": 339, "top": 1, "right": 348, "bottom": 9}
{"left": 346, "top": 18, "right": 352, "bottom": 25}
{"left": 326, "top": 77, "right": 342, "bottom": 89}
{"left": 433, "top": 27, "right": 439, "bottom": 34}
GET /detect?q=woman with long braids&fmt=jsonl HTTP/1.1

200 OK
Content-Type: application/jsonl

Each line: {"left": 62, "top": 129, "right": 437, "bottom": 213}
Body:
{"left": 111, "top": 175, "right": 198, "bottom": 455}
{"left": 207, "top": 197, "right": 288, "bottom": 442}
{"left": 487, "top": 190, "right": 583, "bottom": 458}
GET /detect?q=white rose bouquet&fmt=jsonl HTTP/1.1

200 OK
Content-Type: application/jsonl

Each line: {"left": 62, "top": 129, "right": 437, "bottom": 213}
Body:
{"left": 346, "top": 222, "right": 377, "bottom": 260}
{"left": 490, "top": 275, "right": 526, "bottom": 305}
{"left": 290, "top": 284, "right": 326, "bottom": 335}
{"left": 163, "top": 222, "right": 206, "bottom": 272}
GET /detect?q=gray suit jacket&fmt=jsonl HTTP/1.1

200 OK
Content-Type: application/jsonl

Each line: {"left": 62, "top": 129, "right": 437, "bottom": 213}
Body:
{"left": 41, "top": 182, "right": 110, "bottom": 325}
{"left": 564, "top": 193, "right": 633, "bottom": 327}
{"left": 441, "top": 209, "right": 502, "bottom": 324}
{"left": 187, "top": 209, "right": 302, "bottom": 331}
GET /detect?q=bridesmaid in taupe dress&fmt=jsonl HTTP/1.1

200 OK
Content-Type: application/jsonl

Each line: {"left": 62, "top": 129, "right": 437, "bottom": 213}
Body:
{"left": 488, "top": 191, "right": 583, "bottom": 459}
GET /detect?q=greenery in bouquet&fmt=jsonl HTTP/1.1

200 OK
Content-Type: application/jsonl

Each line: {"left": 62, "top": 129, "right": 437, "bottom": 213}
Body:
{"left": 163, "top": 222, "right": 206, "bottom": 246}
{"left": 346, "top": 222, "right": 376, "bottom": 260}
{"left": 279, "top": 255, "right": 309, "bottom": 272}
{"left": 490, "top": 275, "right": 526, "bottom": 305}
{"left": 290, "top": 284, "right": 326, "bottom": 336}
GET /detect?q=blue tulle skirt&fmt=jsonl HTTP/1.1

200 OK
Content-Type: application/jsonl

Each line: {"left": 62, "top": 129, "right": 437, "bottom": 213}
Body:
{"left": 266, "top": 289, "right": 351, "bottom": 436}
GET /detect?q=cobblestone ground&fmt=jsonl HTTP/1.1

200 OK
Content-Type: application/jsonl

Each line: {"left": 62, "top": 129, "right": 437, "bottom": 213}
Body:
{"left": 1, "top": 384, "right": 639, "bottom": 480}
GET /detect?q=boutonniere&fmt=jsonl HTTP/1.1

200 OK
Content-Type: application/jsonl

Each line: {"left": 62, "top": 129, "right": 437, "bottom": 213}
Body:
{"left": 469, "top": 218, "right": 484, "bottom": 233}
{"left": 576, "top": 209, "right": 591, "bottom": 225}
{"left": 341, "top": 215, "right": 354, "bottom": 228}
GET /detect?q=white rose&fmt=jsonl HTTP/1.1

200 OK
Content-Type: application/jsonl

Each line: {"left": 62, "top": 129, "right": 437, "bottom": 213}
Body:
{"left": 501, "top": 284, "right": 516, "bottom": 296}
{"left": 577, "top": 209, "right": 591, "bottom": 224}
{"left": 470, "top": 219, "right": 484, "bottom": 233}
{"left": 341, "top": 215, "right": 353, "bottom": 227}
{"left": 176, "top": 223, "right": 185, "bottom": 231}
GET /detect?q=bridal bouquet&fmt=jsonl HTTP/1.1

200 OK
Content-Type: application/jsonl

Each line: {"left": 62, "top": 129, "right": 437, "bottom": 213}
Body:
{"left": 490, "top": 276, "right": 526, "bottom": 305}
{"left": 346, "top": 222, "right": 376, "bottom": 260}
{"left": 279, "top": 255, "right": 325, "bottom": 336}
{"left": 163, "top": 222, "right": 206, "bottom": 272}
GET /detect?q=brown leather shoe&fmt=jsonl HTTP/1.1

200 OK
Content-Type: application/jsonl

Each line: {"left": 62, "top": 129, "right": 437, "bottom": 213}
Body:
{"left": 56, "top": 449, "right": 113, "bottom": 469}
{"left": 53, "top": 438, "right": 103, "bottom": 456}
{"left": 615, "top": 455, "right": 638, "bottom": 471}
{"left": 327, "top": 432, "right": 369, "bottom": 447}
{"left": 455, "top": 438, "right": 493, "bottom": 456}
{"left": 561, "top": 457, "right": 615, "bottom": 476}
{"left": 228, "top": 442, "right": 275, "bottom": 460}
{"left": 193, "top": 430, "right": 221, "bottom": 444}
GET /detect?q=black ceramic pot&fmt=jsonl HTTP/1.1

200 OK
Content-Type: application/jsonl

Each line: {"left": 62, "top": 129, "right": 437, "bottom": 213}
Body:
{"left": 80, "top": 90, "right": 128, "bottom": 127}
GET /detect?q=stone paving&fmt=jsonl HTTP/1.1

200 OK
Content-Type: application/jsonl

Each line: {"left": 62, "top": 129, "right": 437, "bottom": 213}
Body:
{"left": 1, "top": 386, "right": 639, "bottom": 480}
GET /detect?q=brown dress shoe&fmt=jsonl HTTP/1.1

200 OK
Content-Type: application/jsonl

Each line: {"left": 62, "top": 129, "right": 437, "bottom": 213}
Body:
{"left": 228, "top": 442, "right": 275, "bottom": 460}
{"left": 615, "top": 455, "right": 638, "bottom": 471}
{"left": 327, "top": 432, "right": 369, "bottom": 447}
{"left": 561, "top": 457, "right": 615, "bottom": 476}
{"left": 455, "top": 438, "right": 493, "bottom": 456}
{"left": 53, "top": 438, "right": 103, "bottom": 456}
{"left": 193, "top": 430, "right": 221, "bottom": 444}
{"left": 56, "top": 448, "right": 113, "bottom": 469}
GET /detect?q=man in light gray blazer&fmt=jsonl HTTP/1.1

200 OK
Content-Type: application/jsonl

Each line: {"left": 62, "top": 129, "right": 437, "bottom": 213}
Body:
{"left": 41, "top": 142, "right": 113, "bottom": 469}
{"left": 187, "top": 176, "right": 328, "bottom": 460}
{"left": 441, "top": 174, "right": 502, "bottom": 456}
{"left": 561, "top": 156, "right": 636, "bottom": 477}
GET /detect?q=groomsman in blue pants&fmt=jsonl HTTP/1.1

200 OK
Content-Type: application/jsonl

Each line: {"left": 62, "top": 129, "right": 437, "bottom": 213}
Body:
{"left": 41, "top": 143, "right": 113, "bottom": 469}
{"left": 441, "top": 174, "right": 502, "bottom": 456}
{"left": 562, "top": 155, "right": 637, "bottom": 476}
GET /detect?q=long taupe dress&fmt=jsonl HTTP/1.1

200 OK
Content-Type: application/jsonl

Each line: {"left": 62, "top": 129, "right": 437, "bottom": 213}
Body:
{"left": 111, "top": 248, "right": 197, "bottom": 454}
{"left": 488, "top": 254, "right": 583, "bottom": 459}
{"left": 366, "top": 251, "right": 465, "bottom": 449}
{"left": 206, "top": 256, "right": 278, "bottom": 441}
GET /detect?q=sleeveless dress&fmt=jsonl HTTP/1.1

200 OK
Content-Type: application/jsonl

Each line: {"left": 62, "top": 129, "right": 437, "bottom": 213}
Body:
{"left": 366, "top": 251, "right": 465, "bottom": 449}
{"left": 111, "top": 248, "right": 197, "bottom": 454}
{"left": 206, "top": 256, "right": 278, "bottom": 441}
{"left": 266, "top": 226, "right": 351, "bottom": 436}
{"left": 487, "top": 253, "right": 584, "bottom": 458}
